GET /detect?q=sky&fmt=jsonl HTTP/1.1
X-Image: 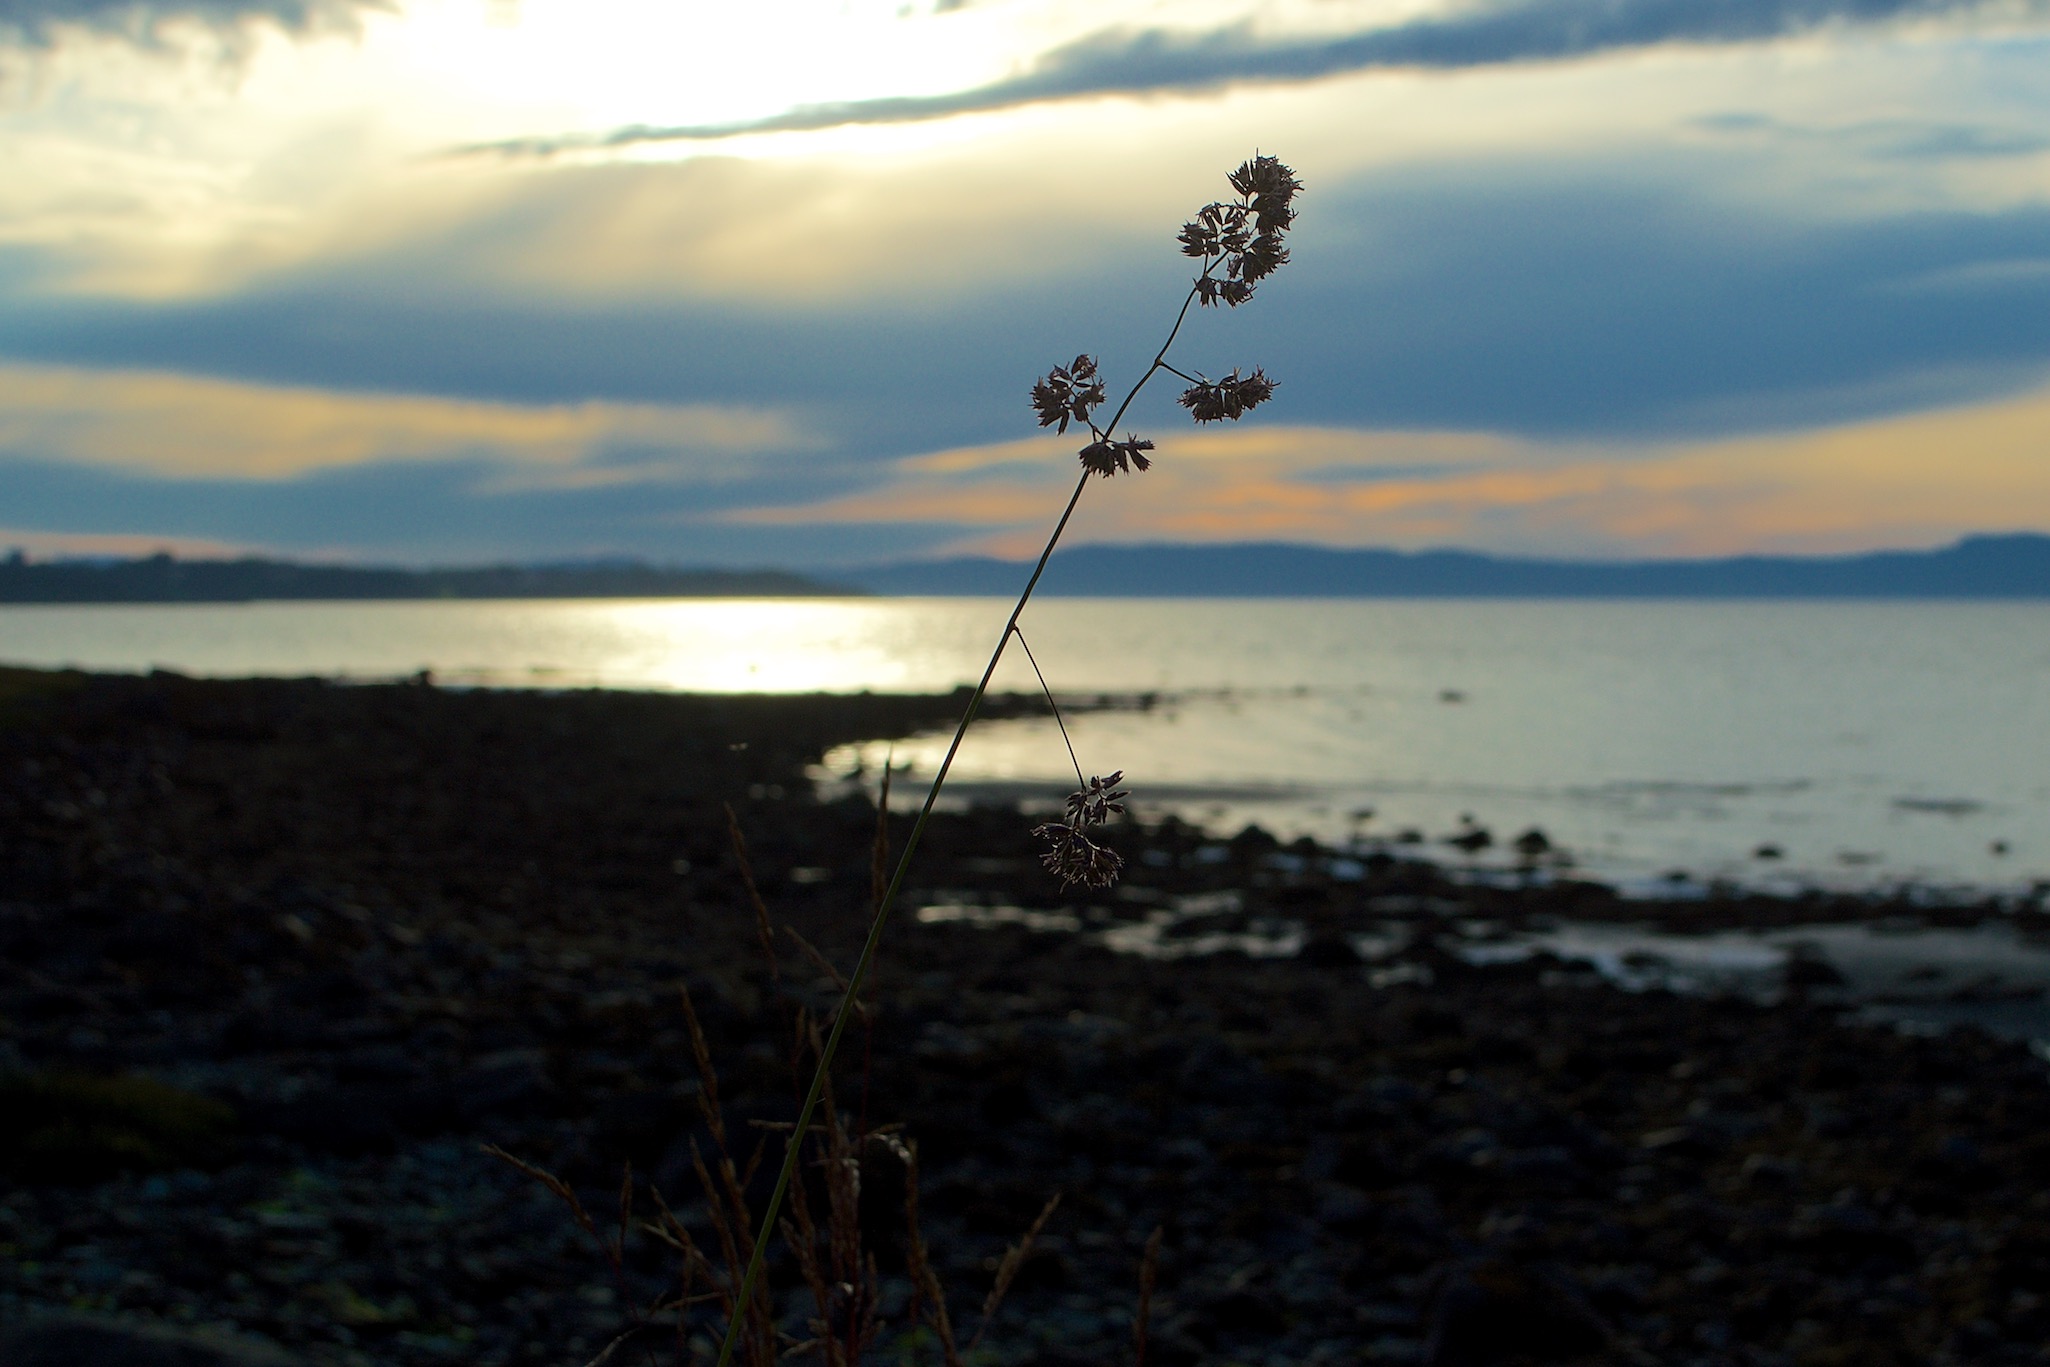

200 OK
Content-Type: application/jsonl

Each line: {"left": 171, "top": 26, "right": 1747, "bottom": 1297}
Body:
{"left": 1, "top": 0, "right": 2048, "bottom": 568}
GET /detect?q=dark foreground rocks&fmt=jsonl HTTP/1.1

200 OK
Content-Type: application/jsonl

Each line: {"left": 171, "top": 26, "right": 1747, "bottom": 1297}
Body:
{"left": 2, "top": 667, "right": 2049, "bottom": 1366}
{"left": 0, "top": 1310, "right": 307, "bottom": 1366}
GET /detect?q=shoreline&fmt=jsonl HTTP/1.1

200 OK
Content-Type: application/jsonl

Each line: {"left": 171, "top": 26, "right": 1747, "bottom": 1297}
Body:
{"left": 10, "top": 601, "right": 2044, "bottom": 899}
{"left": 4, "top": 669, "right": 2049, "bottom": 1365}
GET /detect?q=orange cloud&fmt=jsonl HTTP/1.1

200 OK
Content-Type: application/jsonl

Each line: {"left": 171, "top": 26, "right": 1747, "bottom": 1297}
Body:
{"left": 0, "top": 364, "right": 804, "bottom": 482}
{"left": 726, "top": 385, "right": 2050, "bottom": 559}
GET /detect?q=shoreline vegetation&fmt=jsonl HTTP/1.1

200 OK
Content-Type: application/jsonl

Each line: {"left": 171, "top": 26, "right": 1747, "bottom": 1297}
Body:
{"left": 4, "top": 531, "right": 2049, "bottom": 604}
{"left": 4, "top": 668, "right": 2050, "bottom": 1365}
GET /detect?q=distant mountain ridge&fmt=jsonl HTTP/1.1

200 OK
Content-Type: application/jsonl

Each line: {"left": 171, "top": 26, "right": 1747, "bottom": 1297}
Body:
{"left": 3, "top": 535, "right": 2046, "bottom": 602}
{"left": 849, "top": 534, "right": 2050, "bottom": 598}
{"left": 0, "top": 553, "right": 854, "bottom": 603}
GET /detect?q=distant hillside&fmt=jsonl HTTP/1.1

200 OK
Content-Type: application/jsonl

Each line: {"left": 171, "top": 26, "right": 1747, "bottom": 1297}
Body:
{"left": 8, "top": 535, "right": 2046, "bottom": 603}
{"left": 849, "top": 534, "right": 2050, "bottom": 597}
{"left": 0, "top": 553, "right": 856, "bottom": 603}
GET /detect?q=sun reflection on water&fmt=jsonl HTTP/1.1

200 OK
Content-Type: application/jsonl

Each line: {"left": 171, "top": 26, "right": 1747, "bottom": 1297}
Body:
{"left": 2, "top": 596, "right": 2047, "bottom": 893}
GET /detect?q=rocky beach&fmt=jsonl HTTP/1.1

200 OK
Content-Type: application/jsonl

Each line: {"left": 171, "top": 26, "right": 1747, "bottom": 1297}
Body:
{"left": 3, "top": 666, "right": 2049, "bottom": 1367}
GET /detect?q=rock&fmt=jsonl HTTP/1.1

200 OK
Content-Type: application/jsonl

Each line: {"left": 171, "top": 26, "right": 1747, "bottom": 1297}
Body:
{"left": 1296, "top": 931, "right": 1362, "bottom": 967}
{"left": 1443, "top": 818, "right": 1492, "bottom": 854}
{"left": 1783, "top": 955, "right": 1845, "bottom": 988}
{"left": 1313, "top": 1182, "right": 1376, "bottom": 1228}
{"left": 1192, "top": 1286, "right": 1289, "bottom": 1337}
{"left": 453, "top": 1048, "right": 555, "bottom": 1117}
{"left": 1425, "top": 1259, "right": 1614, "bottom": 1365}
{"left": 1173, "top": 1033, "right": 1277, "bottom": 1102}
{"left": 256, "top": 1082, "right": 414, "bottom": 1154}
{"left": 0, "top": 1070, "right": 237, "bottom": 1183}
{"left": 0, "top": 1312, "right": 305, "bottom": 1367}
{"left": 1497, "top": 1144, "right": 1583, "bottom": 1186}
{"left": 1136, "top": 1325, "right": 1205, "bottom": 1367}
{"left": 1738, "top": 1152, "right": 1802, "bottom": 1187}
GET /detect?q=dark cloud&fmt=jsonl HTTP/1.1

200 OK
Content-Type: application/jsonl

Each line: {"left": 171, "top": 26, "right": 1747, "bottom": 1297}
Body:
{"left": 4, "top": 160, "right": 2050, "bottom": 563}
{"left": 465, "top": 0, "right": 2031, "bottom": 156}
{"left": 1244, "top": 172, "right": 2050, "bottom": 439}
{"left": 0, "top": 452, "right": 944, "bottom": 565}
{"left": 10, "top": 166, "right": 2050, "bottom": 447}
{"left": 0, "top": 0, "right": 387, "bottom": 48}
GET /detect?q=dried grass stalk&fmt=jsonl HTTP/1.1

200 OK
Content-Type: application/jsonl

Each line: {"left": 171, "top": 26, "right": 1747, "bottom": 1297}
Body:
{"left": 483, "top": 1143, "right": 598, "bottom": 1239}
{"left": 900, "top": 1139, "right": 963, "bottom": 1367}
{"left": 1134, "top": 1225, "right": 1164, "bottom": 1367}
{"left": 724, "top": 802, "right": 779, "bottom": 981}
{"left": 966, "top": 1192, "right": 1063, "bottom": 1355}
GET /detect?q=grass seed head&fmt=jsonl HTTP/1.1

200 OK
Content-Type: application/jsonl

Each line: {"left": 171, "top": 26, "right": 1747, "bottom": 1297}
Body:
{"left": 1032, "top": 820, "right": 1125, "bottom": 889}
{"left": 1187, "top": 154, "right": 1301, "bottom": 307}
{"left": 1030, "top": 354, "right": 1105, "bottom": 434}
{"left": 1179, "top": 367, "right": 1276, "bottom": 423}
{"left": 1078, "top": 435, "right": 1154, "bottom": 477}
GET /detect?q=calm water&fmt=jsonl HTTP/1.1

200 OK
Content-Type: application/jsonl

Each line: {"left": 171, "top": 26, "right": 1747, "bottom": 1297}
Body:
{"left": 3, "top": 597, "right": 2046, "bottom": 895}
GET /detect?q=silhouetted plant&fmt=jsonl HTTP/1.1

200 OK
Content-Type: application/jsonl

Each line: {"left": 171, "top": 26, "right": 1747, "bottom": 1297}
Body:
{"left": 707, "top": 153, "right": 1302, "bottom": 1365}
{"left": 492, "top": 786, "right": 1058, "bottom": 1365}
{"left": 504, "top": 159, "right": 1299, "bottom": 1362}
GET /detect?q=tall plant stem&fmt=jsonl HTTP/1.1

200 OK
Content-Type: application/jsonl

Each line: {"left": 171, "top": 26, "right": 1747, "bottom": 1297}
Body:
{"left": 716, "top": 284, "right": 1201, "bottom": 1365}
{"left": 1009, "top": 625, "right": 1086, "bottom": 791}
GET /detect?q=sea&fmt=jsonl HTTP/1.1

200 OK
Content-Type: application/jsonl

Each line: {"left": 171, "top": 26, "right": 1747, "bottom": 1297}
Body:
{"left": 2, "top": 596, "right": 2043, "bottom": 900}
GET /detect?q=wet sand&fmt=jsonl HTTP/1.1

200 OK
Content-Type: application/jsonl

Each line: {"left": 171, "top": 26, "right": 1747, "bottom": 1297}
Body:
{"left": 2, "top": 668, "right": 2048, "bottom": 1366}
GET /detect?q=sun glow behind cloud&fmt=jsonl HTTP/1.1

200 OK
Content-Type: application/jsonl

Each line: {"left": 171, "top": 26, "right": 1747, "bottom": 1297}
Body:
{"left": 14, "top": 7, "right": 2046, "bottom": 308}
{"left": 385, "top": 0, "right": 1010, "bottom": 136}
{"left": 0, "top": 0, "right": 1060, "bottom": 295}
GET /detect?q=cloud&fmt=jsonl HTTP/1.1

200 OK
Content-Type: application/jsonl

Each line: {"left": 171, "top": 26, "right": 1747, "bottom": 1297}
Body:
{"left": 727, "top": 384, "right": 2050, "bottom": 560}
{"left": 1690, "top": 110, "right": 2050, "bottom": 161}
{"left": 0, "top": 450, "right": 967, "bottom": 564}
{"left": 9, "top": 163, "right": 2050, "bottom": 457}
{"left": 728, "top": 425, "right": 1521, "bottom": 541}
{"left": 367, "top": 155, "right": 1115, "bottom": 305}
{"left": 0, "top": 0, "right": 387, "bottom": 48}
{"left": 8, "top": 368, "right": 2049, "bottom": 566}
{"left": 1877, "top": 257, "right": 2050, "bottom": 293}
{"left": 466, "top": 0, "right": 2036, "bottom": 155}
{"left": 0, "top": 363, "right": 806, "bottom": 481}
